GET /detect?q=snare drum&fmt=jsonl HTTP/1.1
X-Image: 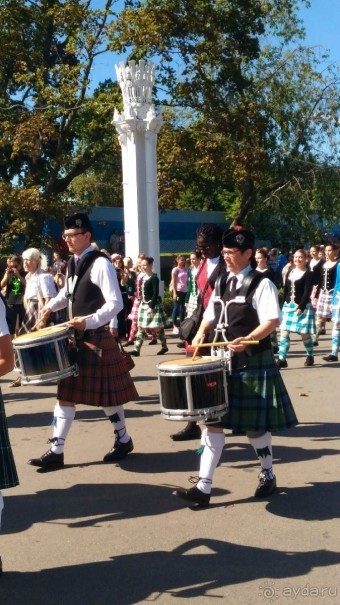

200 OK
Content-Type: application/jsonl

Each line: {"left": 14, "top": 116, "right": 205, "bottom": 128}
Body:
{"left": 13, "top": 325, "right": 78, "bottom": 385}
{"left": 157, "top": 357, "right": 228, "bottom": 424}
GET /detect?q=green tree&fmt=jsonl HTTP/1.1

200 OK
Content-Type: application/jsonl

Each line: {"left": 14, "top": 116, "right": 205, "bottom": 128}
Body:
{"left": 0, "top": 0, "right": 122, "bottom": 252}
{"left": 113, "top": 0, "right": 340, "bottom": 243}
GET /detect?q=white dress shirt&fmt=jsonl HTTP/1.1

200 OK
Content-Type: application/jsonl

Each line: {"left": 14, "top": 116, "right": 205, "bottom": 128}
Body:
{"left": 204, "top": 265, "right": 281, "bottom": 324}
{"left": 46, "top": 246, "right": 123, "bottom": 329}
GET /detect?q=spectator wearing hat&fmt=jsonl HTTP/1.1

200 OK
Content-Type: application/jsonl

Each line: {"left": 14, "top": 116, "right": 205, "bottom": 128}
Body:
{"left": 27, "top": 212, "right": 138, "bottom": 469}
{"left": 173, "top": 227, "right": 297, "bottom": 507}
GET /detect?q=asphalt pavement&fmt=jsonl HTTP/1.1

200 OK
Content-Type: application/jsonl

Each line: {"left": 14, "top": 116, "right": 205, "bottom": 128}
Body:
{"left": 0, "top": 331, "right": 339, "bottom": 605}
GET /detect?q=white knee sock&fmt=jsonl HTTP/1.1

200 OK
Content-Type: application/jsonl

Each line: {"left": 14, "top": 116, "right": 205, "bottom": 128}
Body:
{"left": 0, "top": 491, "right": 3, "bottom": 530}
{"left": 247, "top": 431, "right": 274, "bottom": 477}
{"left": 197, "top": 429, "right": 225, "bottom": 494}
{"left": 51, "top": 404, "right": 76, "bottom": 453}
{"left": 103, "top": 405, "right": 130, "bottom": 443}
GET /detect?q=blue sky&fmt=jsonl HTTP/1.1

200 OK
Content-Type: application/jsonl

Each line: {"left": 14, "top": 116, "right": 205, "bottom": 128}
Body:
{"left": 90, "top": 0, "right": 340, "bottom": 88}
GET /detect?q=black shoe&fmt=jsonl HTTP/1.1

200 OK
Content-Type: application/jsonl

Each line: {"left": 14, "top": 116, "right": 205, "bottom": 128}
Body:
{"left": 254, "top": 471, "right": 277, "bottom": 498}
{"left": 28, "top": 449, "right": 64, "bottom": 468}
{"left": 313, "top": 341, "right": 319, "bottom": 346}
{"left": 173, "top": 485, "right": 210, "bottom": 507}
{"left": 103, "top": 437, "right": 134, "bottom": 462}
{"left": 171, "top": 424, "right": 201, "bottom": 441}
{"left": 276, "top": 358, "right": 288, "bottom": 369}
{"left": 323, "top": 354, "right": 338, "bottom": 362}
{"left": 125, "top": 341, "right": 134, "bottom": 347}
{"left": 176, "top": 342, "right": 186, "bottom": 348}
{"left": 304, "top": 355, "right": 314, "bottom": 367}
{"left": 148, "top": 339, "right": 157, "bottom": 345}
{"left": 157, "top": 347, "right": 168, "bottom": 355}
{"left": 130, "top": 350, "right": 140, "bottom": 357}
{"left": 319, "top": 328, "right": 326, "bottom": 335}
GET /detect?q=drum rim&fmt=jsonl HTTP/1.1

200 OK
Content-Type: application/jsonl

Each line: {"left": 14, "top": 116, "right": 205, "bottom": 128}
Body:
{"left": 13, "top": 325, "right": 70, "bottom": 345}
{"left": 157, "top": 357, "right": 221, "bottom": 372}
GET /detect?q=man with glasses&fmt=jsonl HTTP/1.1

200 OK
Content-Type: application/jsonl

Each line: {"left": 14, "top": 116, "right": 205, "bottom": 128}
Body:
{"left": 173, "top": 227, "right": 297, "bottom": 506}
{"left": 27, "top": 212, "right": 138, "bottom": 470}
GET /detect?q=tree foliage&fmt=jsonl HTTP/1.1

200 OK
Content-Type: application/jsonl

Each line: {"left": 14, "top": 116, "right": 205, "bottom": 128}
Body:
{"left": 113, "top": 0, "right": 340, "bottom": 244}
{"left": 0, "top": 0, "right": 122, "bottom": 252}
{"left": 0, "top": 0, "right": 339, "bottom": 252}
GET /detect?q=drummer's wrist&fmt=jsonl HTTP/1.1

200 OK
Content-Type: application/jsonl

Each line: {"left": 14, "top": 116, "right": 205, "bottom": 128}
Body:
{"left": 246, "top": 334, "right": 256, "bottom": 341}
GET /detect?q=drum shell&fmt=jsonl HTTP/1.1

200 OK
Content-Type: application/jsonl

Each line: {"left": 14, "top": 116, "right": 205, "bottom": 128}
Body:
{"left": 13, "top": 326, "right": 77, "bottom": 385}
{"left": 157, "top": 357, "right": 228, "bottom": 423}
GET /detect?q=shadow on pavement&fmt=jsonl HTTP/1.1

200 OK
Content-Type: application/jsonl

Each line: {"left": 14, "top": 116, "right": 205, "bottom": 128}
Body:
{"left": 1, "top": 537, "right": 339, "bottom": 604}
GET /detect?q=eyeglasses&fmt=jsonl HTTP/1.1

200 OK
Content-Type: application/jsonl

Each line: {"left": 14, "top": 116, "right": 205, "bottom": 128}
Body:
{"left": 62, "top": 231, "right": 86, "bottom": 241}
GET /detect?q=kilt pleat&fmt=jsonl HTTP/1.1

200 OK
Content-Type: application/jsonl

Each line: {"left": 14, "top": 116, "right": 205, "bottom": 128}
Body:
{"left": 138, "top": 301, "right": 168, "bottom": 329}
{"left": 57, "top": 331, "right": 138, "bottom": 407}
{"left": 281, "top": 302, "right": 316, "bottom": 334}
{"left": 215, "top": 350, "right": 298, "bottom": 433}
{"left": 127, "top": 297, "right": 140, "bottom": 322}
{"left": 316, "top": 291, "right": 333, "bottom": 320}
{"left": 0, "top": 389, "right": 19, "bottom": 490}
{"left": 331, "top": 291, "right": 340, "bottom": 324}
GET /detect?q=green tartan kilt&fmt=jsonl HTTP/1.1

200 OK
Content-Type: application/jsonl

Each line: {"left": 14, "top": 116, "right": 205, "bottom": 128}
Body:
{"left": 213, "top": 349, "right": 298, "bottom": 433}
{"left": 0, "top": 388, "right": 19, "bottom": 490}
{"left": 138, "top": 301, "right": 168, "bottom": 329}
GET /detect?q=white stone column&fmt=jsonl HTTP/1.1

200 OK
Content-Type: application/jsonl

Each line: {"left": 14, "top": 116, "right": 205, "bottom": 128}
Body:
{"left": 112, "top": 60, "right": 163, "bottom": 278}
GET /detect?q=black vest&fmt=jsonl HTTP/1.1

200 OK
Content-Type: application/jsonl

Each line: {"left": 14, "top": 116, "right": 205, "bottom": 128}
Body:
{"left": 214, "top": 270, "right": 272, "bottom": 369}
{"left": 67, "top": 251, "right": 107, "bottom": 317}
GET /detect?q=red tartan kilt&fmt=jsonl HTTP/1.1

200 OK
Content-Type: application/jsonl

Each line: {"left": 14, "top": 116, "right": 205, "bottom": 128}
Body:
{"left": 127, "top": 297, "right": 140, "bottom": 322}
{"left": 57, "top": 330, "right": 138, "bottom": 407}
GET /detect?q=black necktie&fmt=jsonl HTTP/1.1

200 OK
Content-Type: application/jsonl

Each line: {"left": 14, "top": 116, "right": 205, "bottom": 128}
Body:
{"left": 227, "top": 276, "right": 238, "bottom": 301}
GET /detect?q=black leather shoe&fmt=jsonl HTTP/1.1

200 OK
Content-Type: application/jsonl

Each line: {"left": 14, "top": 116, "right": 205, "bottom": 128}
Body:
{"left": 176, "top": 342, "right": 186, "bottom": 348}
{"left": 148, "top": 339, "right": 157, "bottom": 345}
{"left": 103, "top": 437, "right": 134, "bottom": 462}
{"left": 28, "top": 449, "right": 64, "bottom": 468}
{"left": 130, "top": 350, "right": 140, "bottom": 357}
{"left": 304, "top": 355, "right": 314, "bottom": 367}
{"left": 323, "top": 354, "right": 338, "bottom": 362}
{"left": 170, "top": 424, "right": 201, "bottom": 441}
{"left": 254, "top": 472, "right": 277, "bottom": 498}
{"left": 276, "top": 358, "right": 288, "bottom": 369}
{"left": 157, "top": 347, "right": 168, "bottom": 355}
{"left": 173, "top": 486, "right": 210, "bottom": 507}
{"left": 125, "top": 341, "right": 134, "bottom": 346}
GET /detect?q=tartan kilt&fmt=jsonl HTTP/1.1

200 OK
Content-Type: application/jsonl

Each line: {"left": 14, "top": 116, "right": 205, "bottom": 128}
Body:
{"left": 281, "top": 302, "right": 316, "bottom": 334}
{"left": 316, "top": 290, "right": 333, "bottom": 320}
{"left": 331, "top": 291, "right": 340, "bottom": 324}
{"left": 128, "top": 297, "right": 140, "bottom": 322}
{"left": 138, "top": 301, "right": 168, "bottom": 329}
{"left": 20, "top": 301, "right": 39, "bottom": 333}
{"left": 213, "top": 349, "right": 298, "bottom": 433}
{"left": 57, "top": 330, "right": 138, "bottom": 407}
{"left": 186, "top": 294, "right": 199, "bottom": 318}
{"left": 0, "top": 389, "right": 19, "bottom": 490}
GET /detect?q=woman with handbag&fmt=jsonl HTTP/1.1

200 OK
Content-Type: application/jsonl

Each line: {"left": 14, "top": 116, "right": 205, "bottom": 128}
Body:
{"left": 130, "top": 257, "right": 168, "bottom": 357}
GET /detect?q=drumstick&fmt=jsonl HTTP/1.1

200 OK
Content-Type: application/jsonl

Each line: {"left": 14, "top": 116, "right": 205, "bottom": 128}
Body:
{"left": 192, "top": 340, "right": 259, "bottom": 361}
{"left": 31, "top": 314, "right": 94, "bottom": 331}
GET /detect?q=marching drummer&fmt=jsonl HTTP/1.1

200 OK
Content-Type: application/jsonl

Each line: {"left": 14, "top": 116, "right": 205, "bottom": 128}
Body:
{"left": 27, "top": 212, "right": 138, "bottom": 470}
{"left": 173, "top": 227, "right": 298, "bottom": 506}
